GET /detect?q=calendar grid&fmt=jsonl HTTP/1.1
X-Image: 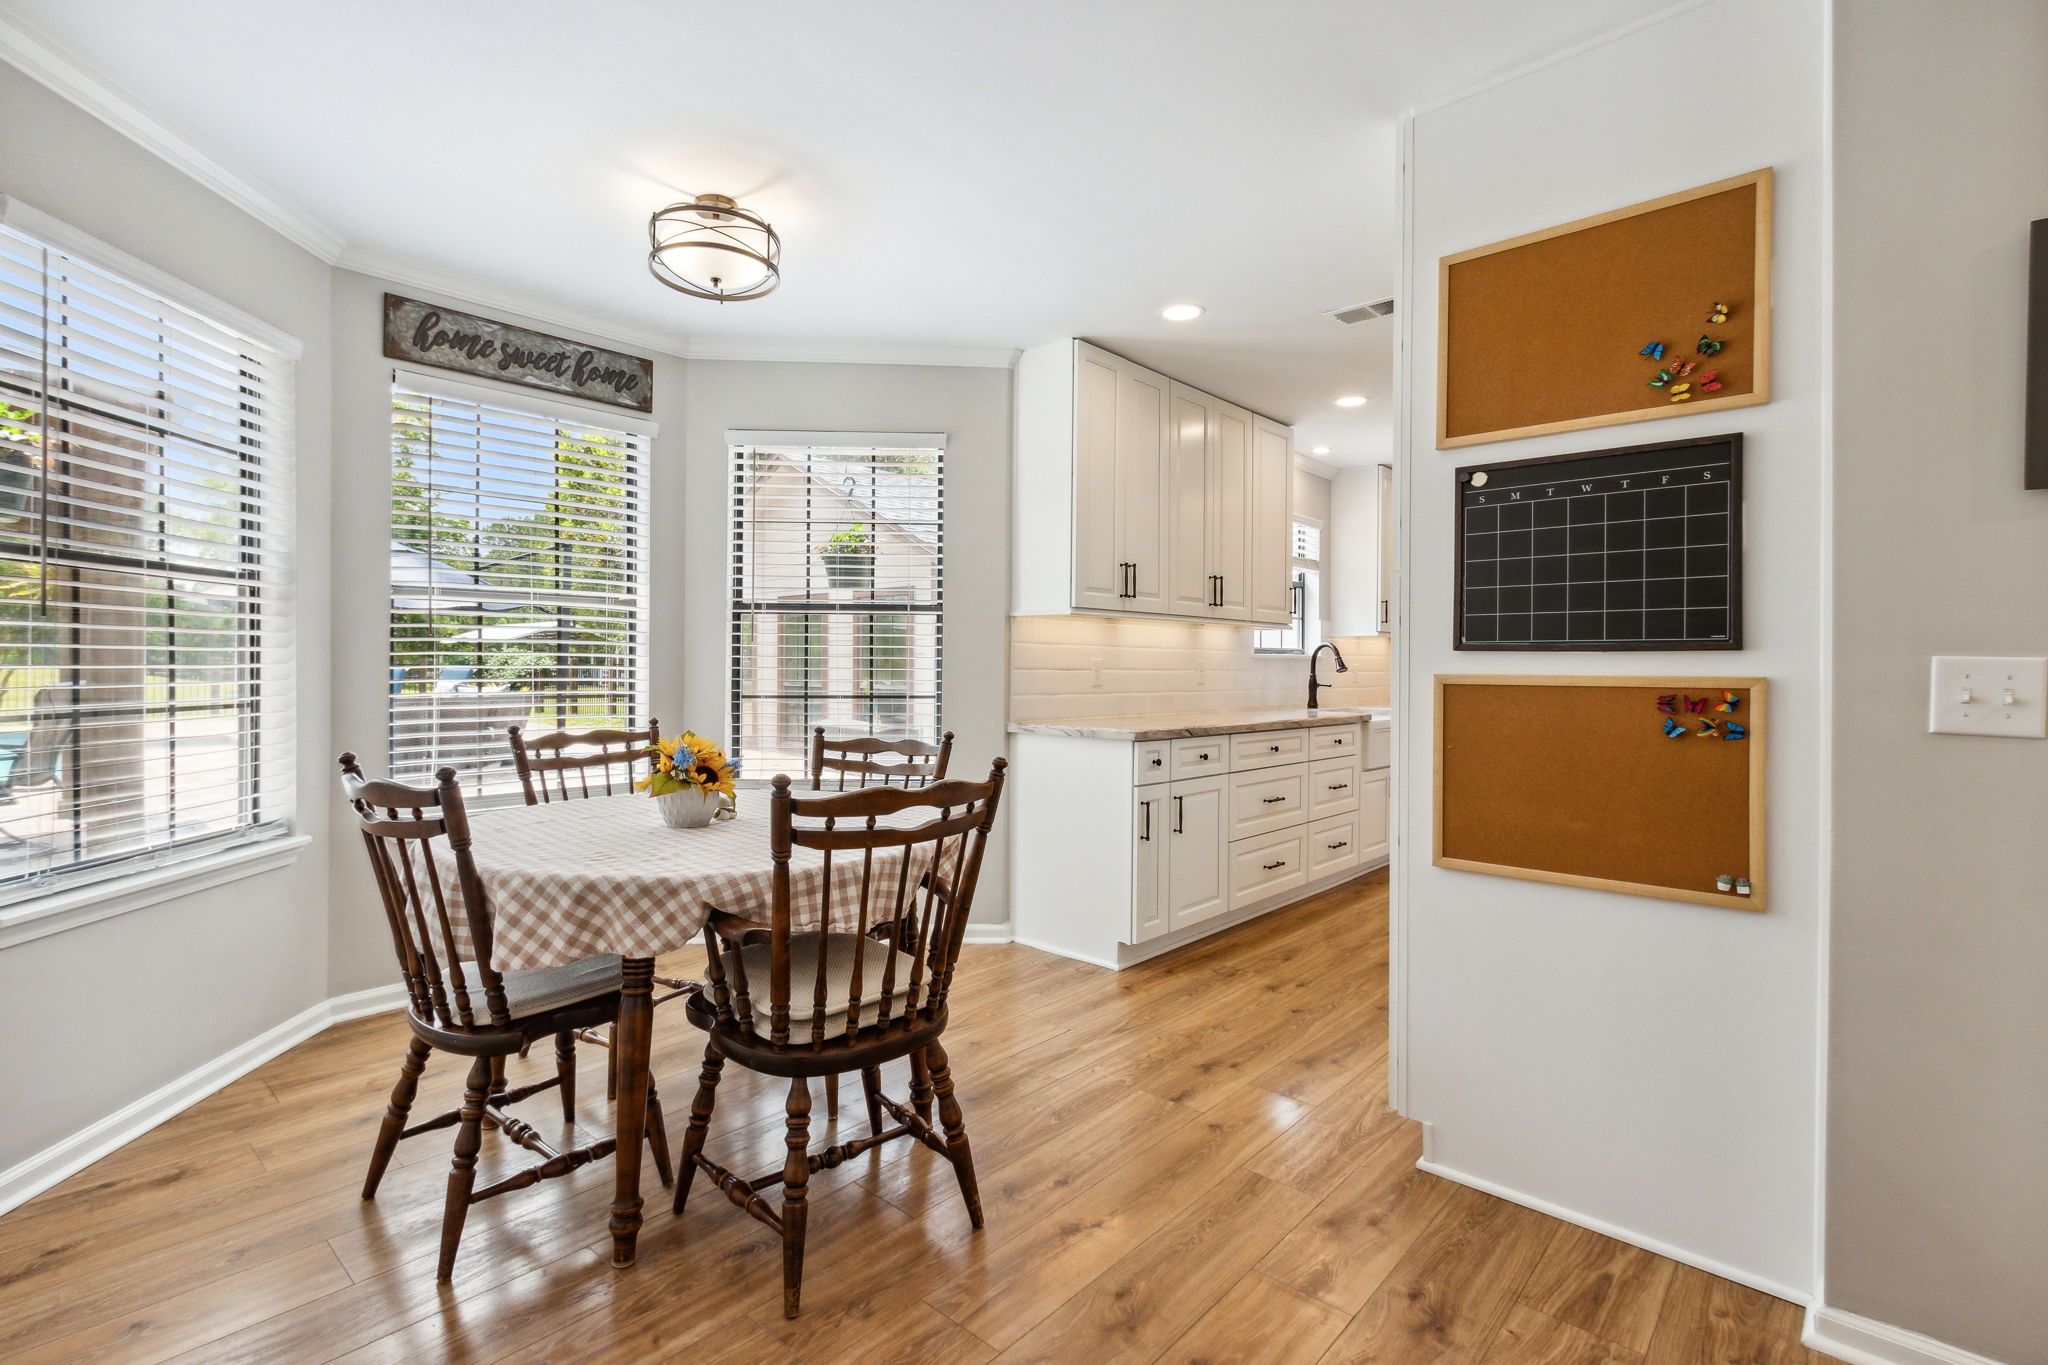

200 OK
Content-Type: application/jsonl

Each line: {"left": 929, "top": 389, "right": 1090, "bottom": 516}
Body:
{"left": 1454, "top": 437, "right": 1742, "bottom": 651}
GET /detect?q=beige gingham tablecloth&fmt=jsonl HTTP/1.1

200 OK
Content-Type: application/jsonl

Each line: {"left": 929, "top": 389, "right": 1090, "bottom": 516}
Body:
{"left": 433, "top": 793, "right": 915, "bottom": 971}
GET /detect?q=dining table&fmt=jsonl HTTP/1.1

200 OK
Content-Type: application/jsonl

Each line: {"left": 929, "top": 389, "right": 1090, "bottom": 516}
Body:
{"left": 434, "top": 789, "right": 913, "bottom": 1268}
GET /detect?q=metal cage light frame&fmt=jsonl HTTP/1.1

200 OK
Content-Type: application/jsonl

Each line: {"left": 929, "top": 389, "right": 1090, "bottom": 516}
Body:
{"left": 647, "top": 193, "right": 781, "bottom": 302}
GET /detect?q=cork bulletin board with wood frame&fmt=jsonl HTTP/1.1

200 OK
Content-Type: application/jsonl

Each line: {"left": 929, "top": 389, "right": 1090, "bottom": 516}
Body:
{"left": 1434, "top": 674, "right": 1767, "bottom": 910}
{"left": 1438, "top": 169, "right": 1773, "bottom": 449}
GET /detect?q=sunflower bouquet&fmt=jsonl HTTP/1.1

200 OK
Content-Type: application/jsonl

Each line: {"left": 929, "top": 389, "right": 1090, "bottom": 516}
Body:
{"left": 637, "top": 731, "right": 737, "bottom": 804}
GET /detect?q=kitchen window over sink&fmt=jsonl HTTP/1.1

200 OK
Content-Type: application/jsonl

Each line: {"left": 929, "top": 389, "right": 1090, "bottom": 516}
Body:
{"left": 1254, "top": 517, "right": 1322, "bottom": 655}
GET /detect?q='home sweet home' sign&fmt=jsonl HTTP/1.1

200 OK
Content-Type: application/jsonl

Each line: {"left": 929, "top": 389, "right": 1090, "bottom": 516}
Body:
{"left": 382, "top": 294, "right": 654, "bottom": 412}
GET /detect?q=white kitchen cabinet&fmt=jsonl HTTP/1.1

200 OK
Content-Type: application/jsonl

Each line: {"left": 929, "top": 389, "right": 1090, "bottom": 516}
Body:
{"left": 1012, "top": 720, "right": 1390, "bottom": 969}
{"left": 1014, "top": 338, "right": 1293, "bottom": 624}
{"left": 1377, "top": 462, "right": 1394, "bottom": 633}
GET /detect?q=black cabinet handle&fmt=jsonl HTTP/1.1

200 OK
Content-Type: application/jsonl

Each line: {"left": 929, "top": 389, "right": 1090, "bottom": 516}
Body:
{"left": 1269, "top": 744, "right": 1281, "bottom": 752}
{"left": 1261, "top": 795, "right": 1286, "bottom": 804}
{"left": 1174, "top": 795, "right": 1184, "bottom": 834}
{"left": 1197, "top": 751, "right": 1210, "bottom": 761}
{"left": 1140, "top": 800, "right": 1152, "bottom": 842}
{"left": 1327, "top": 840, "right": 1349, "bottom": 850}
{"left": 1262, "top": 860, "right": 1288, "bottom": 871}
{"left": 1327, "top": 783, "right": 1349, "bottom": 792}
{"left": 1379, "top": 599, "right": 1390, "bottom": 627}
{"left": 1149, "top": 756, "right": 1162, "bottom": 768}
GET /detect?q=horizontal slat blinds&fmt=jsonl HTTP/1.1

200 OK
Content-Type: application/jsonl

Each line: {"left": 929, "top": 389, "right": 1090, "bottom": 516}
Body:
{"left": 730, "top": 443, "right": 943, "bottom": 777}
{"left": 0, "top": 221, "right": 294, "bottom": 902}
{"left": 389, "top": 380, "right": 648, "bottom": 800}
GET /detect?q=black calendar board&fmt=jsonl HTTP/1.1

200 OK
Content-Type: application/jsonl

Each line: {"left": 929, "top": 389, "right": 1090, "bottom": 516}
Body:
{"left": 1455, "top": 434, "right": 1743, "bottom": 650}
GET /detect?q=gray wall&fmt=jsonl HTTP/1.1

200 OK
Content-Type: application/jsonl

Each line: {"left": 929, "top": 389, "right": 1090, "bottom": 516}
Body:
{"left": 1828, "top": 4, "right": 2048, "bottom": 1359}
{"left": 0, "top": 64, "right": 335, "bottom": 1173}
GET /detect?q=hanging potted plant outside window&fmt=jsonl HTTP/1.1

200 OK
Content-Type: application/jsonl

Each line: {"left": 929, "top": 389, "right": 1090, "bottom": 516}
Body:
{"left": 818, "top": 523, "right": 875, "bottom": 589}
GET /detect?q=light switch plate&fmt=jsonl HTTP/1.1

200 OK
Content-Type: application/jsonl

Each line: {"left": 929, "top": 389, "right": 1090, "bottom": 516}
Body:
{"left": 1928, "top": 656, "right": 2048, "bottom": 737}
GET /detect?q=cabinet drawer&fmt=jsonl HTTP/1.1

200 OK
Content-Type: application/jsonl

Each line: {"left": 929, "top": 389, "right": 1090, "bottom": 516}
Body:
{"left": 1308, "top": 757, "right": 1360, "bottom": 819}
{"left": 1228, "top": 765, "right": 1307, "bottom": 840}
{"left": 1364, "top": 717, "right": 1390, "bottom": 772}
{"left": 1230, "top": 728, "right": 1309, "bottom": 771}
{"left": 1308, "top": 723, "right": 1363, "bottom": 758}
{"left": 1228, "top": 828, "right": 1308, "bottom": 910}
{"left": 1133, "top": 740, "right": 1172, "bottom": 785}
{"left": 1170, "top": 735, "right": 1230, "bottom": 779}
{"left": 1307, "top": 812, "right": 1361, "bottom": 880}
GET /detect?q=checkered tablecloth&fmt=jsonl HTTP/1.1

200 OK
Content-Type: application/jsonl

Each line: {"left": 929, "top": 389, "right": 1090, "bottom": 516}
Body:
{"left": 433, "top": 794, "right": 915, "bottom": 971}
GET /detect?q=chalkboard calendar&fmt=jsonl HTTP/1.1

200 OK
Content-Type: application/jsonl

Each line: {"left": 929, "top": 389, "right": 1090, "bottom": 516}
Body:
{"left": 1455, "top": 434, "right": 1743, "bottom": 650}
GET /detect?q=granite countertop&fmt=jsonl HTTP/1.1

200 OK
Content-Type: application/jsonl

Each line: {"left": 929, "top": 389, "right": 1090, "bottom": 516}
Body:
{"left": 1008, "top": 705, "right": 1388, "bottom": 741}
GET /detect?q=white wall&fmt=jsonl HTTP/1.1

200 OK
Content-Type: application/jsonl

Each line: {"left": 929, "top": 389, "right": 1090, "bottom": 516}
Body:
{"left": 0, "top": 64, "right": 335, "bottom": 1174}
{"left": 1826, "top": 4, "right": 2048, "bottom": 1360}
{"left": 1397, "top": 0, "right": 1825, "bottom": 1298}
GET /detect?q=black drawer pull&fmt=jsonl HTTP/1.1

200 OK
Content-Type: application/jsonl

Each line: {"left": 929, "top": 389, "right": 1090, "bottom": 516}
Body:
{"left": 1261, "top": 795, "right": 1286, "bottom": 804}
{"left": 1149, "top": 756, "right": 1162, "bottom": 767}
{"left": 1140, "top": 800, "right": 1152, "bottom": 842}
{"left": 1261, "top": 860, "right": 1288, "bottom": 871}
{"left": 1269, "top": 744, "right": 1281, "bottom": 752}
{"left": 1196, "top": 751, "right": 1210, "bottom": 760}
{"left": 1327, "top": 783, "right": 1349, "bottom": 792}
{"left": 1327, "top": 840, "right": 1349, "bottom": 850}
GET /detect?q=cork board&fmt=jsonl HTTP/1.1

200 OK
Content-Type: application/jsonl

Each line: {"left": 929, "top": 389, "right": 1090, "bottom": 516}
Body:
{"left": 1434, "top": 675, "right": 1766, "bottom": 910}
{"left": 1438, "top": 170, "right": 1772, "bottom": 449}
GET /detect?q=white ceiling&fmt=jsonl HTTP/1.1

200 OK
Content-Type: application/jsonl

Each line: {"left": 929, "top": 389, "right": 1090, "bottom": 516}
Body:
{"left": 1, "top": 0, "right": 1647, "bottom": 466}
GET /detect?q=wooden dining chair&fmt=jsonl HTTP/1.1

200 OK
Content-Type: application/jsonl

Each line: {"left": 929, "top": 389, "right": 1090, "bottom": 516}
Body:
{"left": 507, "top": 719, "right": 690, "bottom": 1099}
{"left": 509, "top": 719, "right": 660, "bottom": 805}
{"left": 672, "top": 761, "right": 1006, "bottom": 1318}
{"left": 339, "top": 754, "right": 674, "bottom": 1281}
{"left": 808, "top": 727, "right": 954, "bottom": 791}
{"left": 807, "top": 726, "right": 954, "bottom": 1118}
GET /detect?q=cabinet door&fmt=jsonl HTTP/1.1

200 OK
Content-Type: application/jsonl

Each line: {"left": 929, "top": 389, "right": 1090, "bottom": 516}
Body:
{"left": 1166, "top": 774, "right": 1230, "bottom": 931}
{"left": 1132, "top": 789, "right": 1168, "bottom": 943}
{"left": 1166, "top": 384, "right": 1215, "bottom": 616}
{"left": 1376, "top": 462, "right": 1394, "bottom": 633}
{"left": 1115, "top": 363, "right": 1171, "bottom": 612}
{"left": 1071, "top": 346, "right": 1126, "bottom": 611}
{"left": 1249, "top": 418, "right": 1294, "bottom": 625}
{"left": 1357, "top": 771, "right": 1390, "bottom": 864}
{"left": 1206, "top": 401, "right": 1253, "bottom": 619}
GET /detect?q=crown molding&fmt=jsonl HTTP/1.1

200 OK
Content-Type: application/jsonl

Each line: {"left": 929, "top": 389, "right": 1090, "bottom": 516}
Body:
{"left": 679, "top": 337, "right": 1021, "bottom": 369}
{"left": 0, "top": 13, "right": 345, "bottom": 262}
{"left": 1292, "top": 452, "right": 1340, "bottom": 479}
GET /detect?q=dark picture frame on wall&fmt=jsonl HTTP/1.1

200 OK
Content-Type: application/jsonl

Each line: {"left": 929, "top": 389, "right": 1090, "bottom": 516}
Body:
{"left": 2026, "top": 220, "right": 2048, "bottom": 489}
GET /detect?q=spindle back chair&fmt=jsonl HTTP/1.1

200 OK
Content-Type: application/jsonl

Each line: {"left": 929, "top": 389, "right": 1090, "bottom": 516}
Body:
{"left": 339, "top": 754, "right": 671, "bottom": 1281}
{"left": 808, "top": 727, "right": 953, "bottom": 791}
{"left": 509, "top": 719, "right": 660, "bottom": 805}
{"left": 674, "top": 760, "right": 1006, "bottom": 1318}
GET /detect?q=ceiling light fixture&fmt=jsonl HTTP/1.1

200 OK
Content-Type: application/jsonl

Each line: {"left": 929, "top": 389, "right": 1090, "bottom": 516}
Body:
{"left": 1334, "top": 395, "right": 1368, "bottom": 407}
{"left": 1311, "top": 446, "right": 1331, "bottom": 455}
{"left": 648, "top": 193, "right": 781, "bottom": 302}
{"left": 1160, "top": 303, "right": 1205, "bottom": 322}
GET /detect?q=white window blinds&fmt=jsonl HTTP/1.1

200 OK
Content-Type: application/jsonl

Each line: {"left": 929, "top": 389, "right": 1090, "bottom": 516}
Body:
{"left": 730, "top": 441, "right": 943, "bottom": 778}
{"left": 389, "top": 378, "right": 649, "bottom": 800}
{"left": 0, "top": 219, "right": 295, "bottom": 902}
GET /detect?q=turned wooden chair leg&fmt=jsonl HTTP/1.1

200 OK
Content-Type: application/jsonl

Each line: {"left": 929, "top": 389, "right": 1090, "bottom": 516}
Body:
{"left": 672, "top": 1043, "right": 724, "bottom": 1216}
{"left": 437, "top": 1056, "right": 493, "bottom": 1282}
{"left": 909, "top": 1047, "right": 934, "bottom": 1126}
{"left": 859, "top": 1064, "right": 885, "bottom": 1138}
{"left": 926, "top": 1039, "right": 983, "bottom": 1230}
{"left": 781, "top": 1076, "right": 813, "bottom": 1319}
{"left": 606, "top": 1027, "right": 618, "bottom": 1102}
{"left": 363, "top": 1035, "right": 431, "bottom": 1200}
{"left": 554, "top": 1029, "right": 576, "bottom": 1126}
{"left": 823, "top": 1072, "right": 839, "bottom": 1119}
{"left": 646, "top": 1082, "right": 674, "bottom": 1189}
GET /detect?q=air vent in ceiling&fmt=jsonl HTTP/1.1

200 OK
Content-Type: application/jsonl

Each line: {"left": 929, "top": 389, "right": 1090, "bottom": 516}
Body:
{"left": 1327, "top": 298, "right": 1395, "bottom": 324}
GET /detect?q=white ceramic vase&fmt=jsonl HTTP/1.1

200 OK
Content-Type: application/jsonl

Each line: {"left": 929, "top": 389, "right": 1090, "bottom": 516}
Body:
{"left": 654, "top": 788, "right": 722, "bottom": 829}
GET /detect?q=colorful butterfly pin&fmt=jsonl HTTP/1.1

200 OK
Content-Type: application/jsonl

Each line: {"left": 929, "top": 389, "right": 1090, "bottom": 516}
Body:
{"left": 1662, "top": 717, "right": 1688, "bottom": 738}
{"left": 1696, "top": 335, "right": 1724, "bottom": 357}
{"left": 1657, "top": 694, "right": 1679, "bottom": 714}
{"left": 1669, "top": 382, "right": 1693, "bottom": 402}
{"left": 1724, "top": 721, "right": 1747, "bottom": 741}
{"left": 1696, "top": 717, "right": 1722, "bottom": 738}
{"left": 1640, "top": 342, "right": 1666, "bottom": 360}
{"left": 1685, "top": 695, "right": 1708, "bottom": 714}
{"left": 1708, "top": 302, "right": 1730, "bottom": 324}
{"left": 1671, "top": 359, "right": 1695, "bottom": 378}
{"left": 1648, "top": 368, "right": 1672, "bottom": 389}
{"left": 1697, "top": 369, "right": 1722, "bottom": 393}
{"left": 1715, "top": 690, "right": 1740, "bottom": 713}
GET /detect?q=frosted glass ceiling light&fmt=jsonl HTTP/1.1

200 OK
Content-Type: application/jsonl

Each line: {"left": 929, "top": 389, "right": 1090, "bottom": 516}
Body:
{"left": 648, "top": 193, "right": 780, "bottom": 302}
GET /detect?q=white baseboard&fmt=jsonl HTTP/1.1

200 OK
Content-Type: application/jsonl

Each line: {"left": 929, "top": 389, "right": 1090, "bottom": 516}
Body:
{"left": 1804, "top": 1304, "right": 2012, "bottom": 1365}
{"left": 961, "top": 922, "right": 1014, "bottom": 945}
{"left": 0, "top": 982, "right": 408, "bottom": 1217}
{"left": 1415, "top": 1157, "right": 1809, "bottom": 1307}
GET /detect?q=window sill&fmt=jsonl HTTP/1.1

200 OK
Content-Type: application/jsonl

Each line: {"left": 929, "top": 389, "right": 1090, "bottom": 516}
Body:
{"left": 0, "top": 835, "right": 314, "bottom": 952}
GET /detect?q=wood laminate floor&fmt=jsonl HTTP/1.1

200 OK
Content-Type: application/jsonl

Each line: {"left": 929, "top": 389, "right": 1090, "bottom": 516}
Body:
{"left": 0, "top": 872, "right": 1836, "bottom": 1363}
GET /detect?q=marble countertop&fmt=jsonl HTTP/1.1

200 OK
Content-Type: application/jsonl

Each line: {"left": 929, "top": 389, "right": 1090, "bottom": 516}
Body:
{"left": 1009, "top": 705, "right": 1388, "bottom": 741}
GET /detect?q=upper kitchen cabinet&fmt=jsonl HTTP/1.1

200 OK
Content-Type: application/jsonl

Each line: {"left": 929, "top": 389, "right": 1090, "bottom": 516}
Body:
{"left": 1015, "top": 339, "right": 1293, "bottom": 624}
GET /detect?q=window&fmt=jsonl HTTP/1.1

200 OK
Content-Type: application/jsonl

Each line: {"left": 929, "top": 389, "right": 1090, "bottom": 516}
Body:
{"left": 730, "top": 439, "right": 942, "bottom": 777}
{"left": 389, "top": 376, "right": 649, "bottom": 800}
{"left": 0, "top": 217, "right": 294, "bottom": 902}
{"left": 1254, "top": 519, "right": 1324, "bottom": 654}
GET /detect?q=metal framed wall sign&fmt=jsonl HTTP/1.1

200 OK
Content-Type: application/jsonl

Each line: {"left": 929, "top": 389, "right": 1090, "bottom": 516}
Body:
{"left": 381, "top": 293, "right": 653, "bottom": 412}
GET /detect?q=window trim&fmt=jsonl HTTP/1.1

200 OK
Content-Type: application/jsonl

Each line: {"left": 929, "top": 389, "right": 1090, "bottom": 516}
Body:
{"left": 0, "top": 833, "right": 309, "bottom": 950}
{"left": 1253, "top": 515, "right": 1325, "bottom": 655}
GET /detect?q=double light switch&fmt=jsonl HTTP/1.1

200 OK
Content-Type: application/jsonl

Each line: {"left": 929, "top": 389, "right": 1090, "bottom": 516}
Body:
{"left": 1928, "top": 656, "right": 2048, "bottom": 738}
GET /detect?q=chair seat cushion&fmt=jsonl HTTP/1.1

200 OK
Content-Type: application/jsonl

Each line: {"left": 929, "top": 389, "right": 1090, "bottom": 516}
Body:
{"left": 500, "top": 954, "right": 623, "bottom": 1017}
{"left": 735, "top": 933, "right": 926, "bottom": 1039}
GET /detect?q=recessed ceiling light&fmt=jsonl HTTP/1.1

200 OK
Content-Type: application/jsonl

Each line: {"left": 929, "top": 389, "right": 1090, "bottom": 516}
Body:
{"left": 1160, "top": 303, "right": 1205, "bottom": 322}
{"left": 1334, "top": 395, "right": 1368, "bottom": 408}
{"left": 1311, "top": 446, "right": 1331, "bottom": 455}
